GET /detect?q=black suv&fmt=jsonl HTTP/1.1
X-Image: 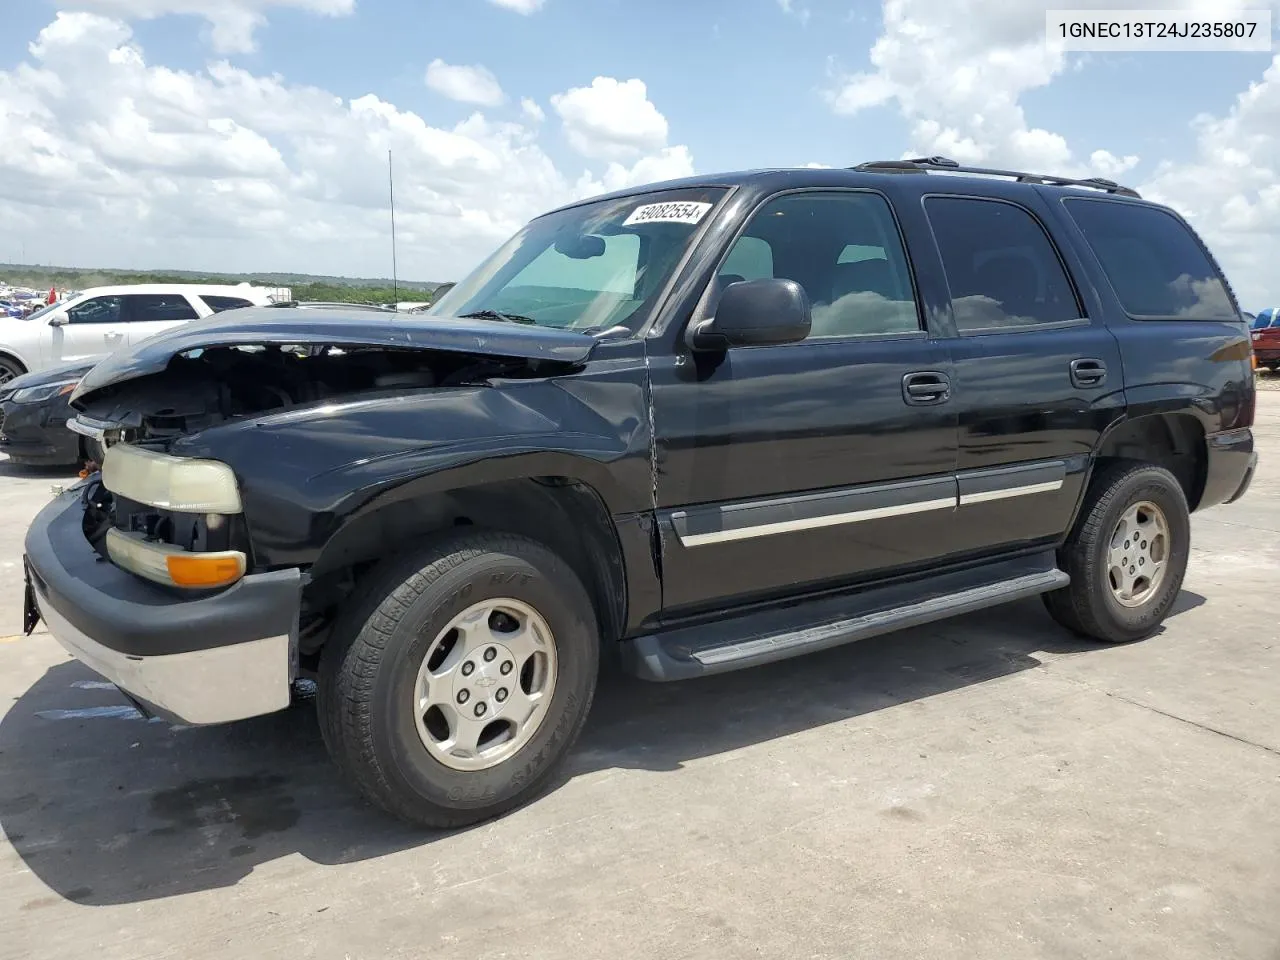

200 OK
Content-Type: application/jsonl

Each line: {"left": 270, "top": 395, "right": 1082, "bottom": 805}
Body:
{"left": 24, "top": 158, "right": 1257, "bottom": 827}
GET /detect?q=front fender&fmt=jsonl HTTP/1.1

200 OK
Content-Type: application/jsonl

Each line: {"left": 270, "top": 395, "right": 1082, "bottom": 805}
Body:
{"left": 170, "top": 380, "right": 653, "bottom": 569}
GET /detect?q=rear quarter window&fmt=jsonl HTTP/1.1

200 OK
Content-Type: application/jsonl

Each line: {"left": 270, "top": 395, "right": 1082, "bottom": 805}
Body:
{"left": 201, "top": 295, "right": 255, "bottom": 313}
{"left": 1063, "top": 199, "right": 1237, "bottom": 321}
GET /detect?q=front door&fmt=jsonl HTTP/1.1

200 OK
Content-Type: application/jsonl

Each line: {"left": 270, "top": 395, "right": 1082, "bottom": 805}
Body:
{"left": 50, "top": 294, "right": 129, "bottom": 365}
{"left": 648, "top": 189, "right": 960, "bottom": 618}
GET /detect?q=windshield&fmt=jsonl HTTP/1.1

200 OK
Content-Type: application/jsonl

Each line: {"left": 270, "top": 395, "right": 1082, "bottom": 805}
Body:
{"left": 428, "top": 187, "right": 728, "bottom": 333}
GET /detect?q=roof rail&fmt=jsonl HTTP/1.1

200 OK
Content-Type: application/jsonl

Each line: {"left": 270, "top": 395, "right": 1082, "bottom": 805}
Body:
{"left": 852, "top": 156, "right": 1142, "bottom": 198}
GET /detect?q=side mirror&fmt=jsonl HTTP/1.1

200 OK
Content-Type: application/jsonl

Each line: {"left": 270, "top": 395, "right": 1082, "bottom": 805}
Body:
{"left": 686, "top": 277, "right": 811, "bottom": 352}
{"left": 47, "top": 314, "right": 68, "bottom": 327}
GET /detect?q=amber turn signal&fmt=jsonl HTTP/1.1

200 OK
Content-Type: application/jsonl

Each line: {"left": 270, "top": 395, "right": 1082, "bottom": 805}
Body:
{"left": 166, "top": 552, "right": 247, "bottom": 588}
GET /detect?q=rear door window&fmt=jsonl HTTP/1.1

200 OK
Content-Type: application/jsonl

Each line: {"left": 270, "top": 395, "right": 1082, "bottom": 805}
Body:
{"left": 122, "top": 294, "right": 200, "bottom": 323}
{"left": 924, "top": 197, "right": 1082, "bottom": 332}
{"left": 1063, "top": 199, "right": 1237, "bottom": 321}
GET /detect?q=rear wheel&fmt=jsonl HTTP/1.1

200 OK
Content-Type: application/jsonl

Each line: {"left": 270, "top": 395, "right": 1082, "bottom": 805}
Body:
{"left": 1043, "top": 462, "right": 1190, "bottom": 643}
{"left": 317, "top": 531, "right": 599, "bottom": 828}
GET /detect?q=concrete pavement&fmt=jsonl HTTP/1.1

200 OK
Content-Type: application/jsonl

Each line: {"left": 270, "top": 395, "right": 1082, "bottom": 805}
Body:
{"left": 1, "top": 399, "right": 1277, "bottom": 960}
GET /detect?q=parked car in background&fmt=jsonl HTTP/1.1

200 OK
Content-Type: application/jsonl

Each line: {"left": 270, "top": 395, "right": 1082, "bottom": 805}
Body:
{"left": 0, "top": 283, "right": 282, "bottom": 383}
{"left": 0, "top": 360, "right": 98, "bottom": 466}
{"left": 1252, "top": 307, "right": 1279, "bottom": 371}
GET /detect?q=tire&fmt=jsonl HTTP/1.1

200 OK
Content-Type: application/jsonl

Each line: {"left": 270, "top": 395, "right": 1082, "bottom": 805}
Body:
{"left": 317, "top": 531, "right": 599, "bottom": 828}
{"left": 1043, "top": 462, "right": 1191, "bottom": 643}
{"left": 0, "top": 355, "right": 26, "bottom": 385}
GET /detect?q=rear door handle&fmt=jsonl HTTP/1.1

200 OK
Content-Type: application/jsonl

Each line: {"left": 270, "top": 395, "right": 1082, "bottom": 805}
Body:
{"left": 902, "top": 371, "right": 951, "bottom": 406}
{"left": 1070, "top": 358, "right": 1107, "bottom": 388}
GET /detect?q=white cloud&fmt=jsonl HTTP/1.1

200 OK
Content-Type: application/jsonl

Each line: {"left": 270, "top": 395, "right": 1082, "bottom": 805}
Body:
{"left": 1090, "top": 149, "right": 1139, "bottom": 179}
{"left": 778, "top": 0, "right": 811, "bottom": 25}
{"left": 1141, "top": 54, "right": 1280, "bottom": 307}
{"left": 824, "top": 0, "right": 1081, "bottom": 171}
{"left": 551, "top": 77, "right": 669, "bottom": 160}
{"left": 425, "top": 59, "right": 505, "bottom": 107}
{"left": 486, "top": 0, "right": 545, "bottom": 13}
{"left": 575, "top": 146, "right": 696, "bottom": 197}
{"left": 69, "top": 0, "right": 354, "bottom": 53}
{"left": 827, "top": 0, "right": 1280, "bottom": 303}
{"left": 520, "top": 97, "right": 545, "bottom": 123}
{"left": 0, "top": 13, "right": 696, "bottom": 282}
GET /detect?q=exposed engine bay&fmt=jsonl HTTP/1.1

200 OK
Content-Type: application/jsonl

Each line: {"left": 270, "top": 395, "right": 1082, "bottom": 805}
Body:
{"left": 72, "top": 343, "right": 558, "bottom": 445}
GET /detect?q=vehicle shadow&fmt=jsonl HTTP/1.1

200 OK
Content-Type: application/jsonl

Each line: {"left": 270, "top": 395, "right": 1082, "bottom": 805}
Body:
{"left": 0, "top": 591, "right": 1205, "bottom": 907}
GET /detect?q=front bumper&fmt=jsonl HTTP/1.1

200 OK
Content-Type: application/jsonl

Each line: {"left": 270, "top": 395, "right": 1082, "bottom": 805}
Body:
{"left": 0, "top": 397, "right": 80, "bottom": 465}
{"left": 23, "top": 489, "right": 302, "bottom": 725}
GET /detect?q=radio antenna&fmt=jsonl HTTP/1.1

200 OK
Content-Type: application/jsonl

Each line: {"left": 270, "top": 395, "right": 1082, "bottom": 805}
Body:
{"left": 388, "top": 148, "right": 399, "bottom": 306}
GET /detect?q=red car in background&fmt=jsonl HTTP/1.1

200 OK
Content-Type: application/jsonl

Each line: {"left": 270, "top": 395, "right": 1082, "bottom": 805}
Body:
{"left": 1252, "top": 307, "right": 1280, "bottom": 371}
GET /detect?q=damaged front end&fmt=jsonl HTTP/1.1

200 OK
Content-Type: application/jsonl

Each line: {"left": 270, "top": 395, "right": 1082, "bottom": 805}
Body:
{"left": 64, "top": 308, "right": 599, "bottom": 581}
{"left": 70, "top": 341, "right": 548, "bottom": 447}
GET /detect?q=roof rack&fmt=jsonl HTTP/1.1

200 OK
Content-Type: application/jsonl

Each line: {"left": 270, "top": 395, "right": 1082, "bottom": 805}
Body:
{"left": 266, "top": 300, "right": 395, "bottom": 311}
{"left": 852, "top": 156, "right": 1142, "bottom": 198}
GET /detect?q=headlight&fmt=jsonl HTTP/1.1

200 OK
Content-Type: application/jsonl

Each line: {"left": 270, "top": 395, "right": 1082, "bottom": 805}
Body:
{"left": 101, "top": 444, "right": 242, "bottom": 513}
{"left": 11, "top": 380, "right": 79, "bottom": 404}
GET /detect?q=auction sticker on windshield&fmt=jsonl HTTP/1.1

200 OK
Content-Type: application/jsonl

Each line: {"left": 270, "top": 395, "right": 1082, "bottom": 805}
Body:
{"left": 623, "top": 201, "right": 712, "bottom": 226}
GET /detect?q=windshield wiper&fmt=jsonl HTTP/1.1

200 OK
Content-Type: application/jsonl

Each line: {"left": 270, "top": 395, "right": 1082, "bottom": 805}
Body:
{"left": 459, "top": 309, "right": 537, "bottom": 325}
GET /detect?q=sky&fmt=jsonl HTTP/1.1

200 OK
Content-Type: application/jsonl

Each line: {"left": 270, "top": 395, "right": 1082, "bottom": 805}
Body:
{"left": 0, "top": 0, "right": 1278, "bottom": 309}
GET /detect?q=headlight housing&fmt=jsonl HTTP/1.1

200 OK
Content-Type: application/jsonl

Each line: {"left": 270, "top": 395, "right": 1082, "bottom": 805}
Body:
{"left": 101, "top": 443, "right": 243, "bottom": 514}
{"left": 12, "top": 380, "right": 78, "bottom": 404}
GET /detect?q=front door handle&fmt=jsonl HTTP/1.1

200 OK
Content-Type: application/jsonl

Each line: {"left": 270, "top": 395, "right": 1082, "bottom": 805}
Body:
{"left": 902, "top": 371, "right": 951, "bottom": 406}
{"left": 1070, "top": 358, "right": 1107, "bottom": 388}
{"left": 104, "top": 330, "right": 124, "bottom": 343}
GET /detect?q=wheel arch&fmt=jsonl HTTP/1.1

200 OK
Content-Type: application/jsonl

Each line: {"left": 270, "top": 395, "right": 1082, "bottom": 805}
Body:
{"left": 1090, "top": 411, "right": 1207, "bottom": 511}
{"left": 301, "top": 474, "right": 630, "bottom": 657}
{"left": 0, "top": 348, "right": 30, "bottom": 379}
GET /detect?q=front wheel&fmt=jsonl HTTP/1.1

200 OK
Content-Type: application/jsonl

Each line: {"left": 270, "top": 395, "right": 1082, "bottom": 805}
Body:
{"left": 318, "top": 532, "right": 599, "bottom": 828}
{"left": 1043, "top": 462, "right": 1191, "bottom": 643}
{"left": 0, "top": 355, "right": 26, "bottom": 385}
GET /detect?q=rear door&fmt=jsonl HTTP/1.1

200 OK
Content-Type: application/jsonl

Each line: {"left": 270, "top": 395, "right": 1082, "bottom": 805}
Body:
{"left": 648, "top": 188, "right": 960, "bottom": 617}
{"left": 121, "top": 293, "right": 203, "bottom": 347}
{"left": 911, "top": 192, "right": 1125, "bottom": 557}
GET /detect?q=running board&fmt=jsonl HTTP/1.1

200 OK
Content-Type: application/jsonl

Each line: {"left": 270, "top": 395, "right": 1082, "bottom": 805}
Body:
{"left": 622, "top": 557, "right": 1069, "bottom": 682}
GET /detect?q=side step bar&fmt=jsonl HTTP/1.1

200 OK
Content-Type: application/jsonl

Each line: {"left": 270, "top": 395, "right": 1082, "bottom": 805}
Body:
{"left": 622, "top": 558, "right": 1069, "bottom": 682}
